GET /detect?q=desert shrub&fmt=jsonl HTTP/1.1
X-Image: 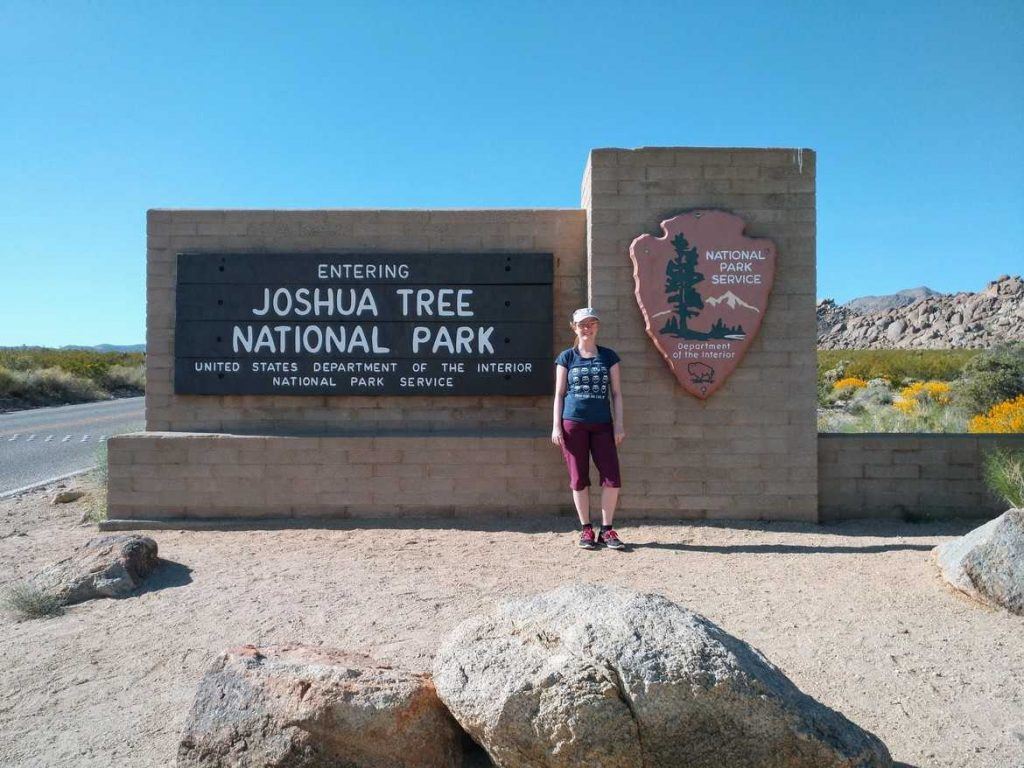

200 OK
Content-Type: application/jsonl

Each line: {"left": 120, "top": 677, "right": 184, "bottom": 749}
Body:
{"left": 893, "top": 381, "right": 953, "bottom": 413}
{"left": 954, "top": 343, "right": 1024, "bottom": 416}
{"left": 833, "top": 377, "right": 868, "bottom": 395}
{"left": 835, "top": 398, "right": 968, "bottom": 433}
{"left": 968, "top": 394, "right": 1024, "bottom": 434}
{"left": 0, "top": 347, "right": 144, "bottom": 384}
{"left": 100, "top": 364, "right": 145, "bottom": 394}
{"left": 0, "top": 347, "right": 145, "bottom": 407}
{"left": 818, "top": 349, "right": 978, "bottom": 387}
{"left": 893, "top": 381, "right": 951, "bottom": 412}
{"left": 0, "top": 581, "right": 64, "bottom": 620}
{"left": 0, "top": 367, "right": 103, "bottom": 406}
{"left": 847, "top": 378, "right": 894, "bottom": 413}
{"left": 0, "top": 366, "right": 18, "bottom": 398}
{"left": 981, "top": 448, "right": 1024, "bottom": 508}
{"left": 23, "top": 367, "right": 103, "bottom": 405}
{"left": 817, "top": 359, "right": 851, "bottom": 405}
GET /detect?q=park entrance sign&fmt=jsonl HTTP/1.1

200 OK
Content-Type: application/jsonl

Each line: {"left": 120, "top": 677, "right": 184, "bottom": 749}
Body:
{"left": 174, "top": 252, "right": 553, "bottom": 396}
{"left": 629, "top": 210, "right": 776, "bottom": 399}
{"left": 107, "top": 147, "right": 818, "bottom": 524}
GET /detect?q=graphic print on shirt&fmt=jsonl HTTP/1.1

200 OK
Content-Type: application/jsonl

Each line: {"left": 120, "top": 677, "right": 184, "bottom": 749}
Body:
{"left": 569, "top": 361, "right": 609, "bottom": 400}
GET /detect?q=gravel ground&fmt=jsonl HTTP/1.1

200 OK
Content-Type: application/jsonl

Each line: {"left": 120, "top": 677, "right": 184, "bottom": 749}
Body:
{"left": 1, "top": 478, "right": 1022, "bottom": 768}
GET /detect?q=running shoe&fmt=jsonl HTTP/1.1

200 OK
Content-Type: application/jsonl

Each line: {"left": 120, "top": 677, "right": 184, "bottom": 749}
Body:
{"left": 599, "top": 528, "right": 625, "bottom": 550}
{"left": 578, "top": 526, "right": 598, "bottom": 550}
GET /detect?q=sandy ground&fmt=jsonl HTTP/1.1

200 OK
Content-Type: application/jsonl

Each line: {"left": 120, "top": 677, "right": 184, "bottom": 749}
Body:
{"left": 1, "top": 479, "right": 1022, "bottom": 768}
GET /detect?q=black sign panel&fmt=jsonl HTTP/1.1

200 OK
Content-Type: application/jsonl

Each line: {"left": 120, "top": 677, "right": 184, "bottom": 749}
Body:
{"left": 173, "top": 253, "right": 554, "bottom": 396}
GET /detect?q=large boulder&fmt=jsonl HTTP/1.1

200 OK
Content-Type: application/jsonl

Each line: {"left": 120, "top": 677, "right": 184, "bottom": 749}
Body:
{"left": 934, "top": 508, "right": 1024, "bottom": 615}
{"left": 434, "top": 584, "right": 891, "bottom": 768}
{"left": 178, "top": 644, "right": 463, "bottom": 768}
{"left": 31, "top": 533, "right": 158, "bottom": 605}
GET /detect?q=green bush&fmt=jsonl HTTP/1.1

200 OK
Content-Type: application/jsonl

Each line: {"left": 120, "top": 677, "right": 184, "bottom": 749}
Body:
{"left": 818, "top": 349, "right": 978, "bottom": 388}
{"left": 0, "top": 366, "right": 103, "bottom": 406}
{"left": 817, "top": 359, "right": 851, "bottom": 405}
{"left": 847, "top": 379, "right": 895, "bottom": 413}
{"left": 0, "top": 347, "right": 145, "bottom": 408}
{"left": 981, "top": 448, "right": 1024, "bottom": 509}
{"left": 0, "top": 366, "right": 18, "bottom": 398}
{"left": 99, "top": 364, "right": 145, "bottom": 393}
{"left": 953, "top": 343, "right": 1024, "bottom": 416}
{"left": 0, "top": 347, "right": 144, "bottom": 386}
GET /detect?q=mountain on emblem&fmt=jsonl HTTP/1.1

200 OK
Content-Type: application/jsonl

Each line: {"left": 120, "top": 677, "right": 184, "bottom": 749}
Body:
{"left": 629, "top": 210, "right": 776, "bottom": 399}
{"left": 705, "top": 291, "right": 761, "bottom": 313}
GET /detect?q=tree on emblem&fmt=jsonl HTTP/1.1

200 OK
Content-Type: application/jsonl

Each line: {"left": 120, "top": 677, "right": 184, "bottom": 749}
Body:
{"left": 661, "top": 233, "right": 705, "bottom": 337}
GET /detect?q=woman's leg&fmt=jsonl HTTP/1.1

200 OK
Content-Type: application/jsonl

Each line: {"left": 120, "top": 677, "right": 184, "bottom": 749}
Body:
{"left": 560, "top": 419, "right": 592, "bottom": 525}
{"left": 600, "top": 487, "right": 619, "bottom": 526}
{"left": 590, "top": 423, "right": 622, "bottom": 526}
{"left": 572, "top": 489, "right": 590, "bottom": 525}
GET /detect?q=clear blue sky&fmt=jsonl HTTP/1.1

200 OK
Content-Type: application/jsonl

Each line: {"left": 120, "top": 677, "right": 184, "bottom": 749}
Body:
{"left": 1, "top": 1, "right": 1021, "bottom": 346}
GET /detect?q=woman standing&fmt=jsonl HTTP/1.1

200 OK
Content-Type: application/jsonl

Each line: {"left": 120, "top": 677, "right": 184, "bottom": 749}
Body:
{"left": 551, "top": 307, "right": 626, "bottom": 550}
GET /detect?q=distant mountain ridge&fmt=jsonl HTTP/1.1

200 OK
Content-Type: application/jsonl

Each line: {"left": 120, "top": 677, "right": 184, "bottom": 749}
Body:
{"left": 818, "top": 275, "right": 1024, "bottom": 349}
{"left": 61, "top": 344, "right": 146, "bottom": 353}
{"left": 842, "top": 286, "right": 942, "bottom": 315}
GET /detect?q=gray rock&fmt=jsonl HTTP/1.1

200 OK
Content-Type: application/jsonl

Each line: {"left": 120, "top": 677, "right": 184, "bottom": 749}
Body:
{"left": 51, "top": 488, "right": 85, "bottom": 504}
{"left": 885, "top": 319, "right": 906, "bottom": 342}
{"left": 178, "top": 644, "right": 463, "bottom": 768}
{"left": 934, "top": 509, "right": 1024, "bottom": 615}
{"left": 31, "top": 534, "right": 158, "bottom": 605}
{"left": 434, "top": 584, "right": 891, "bottom": 768}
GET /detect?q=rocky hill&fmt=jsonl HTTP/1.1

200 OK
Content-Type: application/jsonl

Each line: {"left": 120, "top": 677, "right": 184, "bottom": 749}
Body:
{"left": 818, "top": 275, "right": 1024, "bottom": 349}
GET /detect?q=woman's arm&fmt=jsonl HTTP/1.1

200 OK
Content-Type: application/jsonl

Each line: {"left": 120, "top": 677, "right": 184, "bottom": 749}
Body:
{"left": 552, "top": 365, "right": 568, "bottom": 446}
{"left": 610, "top": 362, "right": 625, "bottom": 446}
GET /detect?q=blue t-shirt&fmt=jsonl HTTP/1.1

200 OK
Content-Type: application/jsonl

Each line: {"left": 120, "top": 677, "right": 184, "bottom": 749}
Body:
{"left": 555, "top": 345, "right": 621, "bottom": 423}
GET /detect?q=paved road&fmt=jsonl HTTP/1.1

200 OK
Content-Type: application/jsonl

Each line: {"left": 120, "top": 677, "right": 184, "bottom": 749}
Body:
{"left": 0, "top": 397, "right": 145, "bottom": 496}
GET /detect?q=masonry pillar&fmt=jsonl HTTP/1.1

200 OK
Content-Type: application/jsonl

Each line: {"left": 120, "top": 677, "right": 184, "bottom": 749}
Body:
{"left": 583, "top": 147, "right": 818, "bottom": 520}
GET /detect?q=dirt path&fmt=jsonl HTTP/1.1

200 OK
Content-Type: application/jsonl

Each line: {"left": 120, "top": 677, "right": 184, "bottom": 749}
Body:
{"left": 1, "top": 479, "right": 1022, "bottom": 767}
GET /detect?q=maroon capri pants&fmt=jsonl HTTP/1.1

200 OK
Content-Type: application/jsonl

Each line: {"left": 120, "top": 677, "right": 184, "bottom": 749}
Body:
{"left": 560, "top": 418, "right": 622, "bottom": 491}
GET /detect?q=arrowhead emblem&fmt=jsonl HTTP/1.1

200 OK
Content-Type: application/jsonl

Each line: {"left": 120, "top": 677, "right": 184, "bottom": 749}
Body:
{"left": 629, "top": 210, "right": 776, "bottom": 399}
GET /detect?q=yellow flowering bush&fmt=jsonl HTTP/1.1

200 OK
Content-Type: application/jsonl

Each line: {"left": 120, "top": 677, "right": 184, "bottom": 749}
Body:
{"left": 969, "top": 394, "right": 1024, "bottom": 433}
{"left": 894, "top": 381, "right": 953, "bottom": 413}
{"left": 833, "top": 377, "right": 868, "bottom": 395}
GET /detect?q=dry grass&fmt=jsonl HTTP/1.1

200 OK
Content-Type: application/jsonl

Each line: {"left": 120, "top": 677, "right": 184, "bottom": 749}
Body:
{"left": 0, "top": 580, "right": 64, "bottom": 621}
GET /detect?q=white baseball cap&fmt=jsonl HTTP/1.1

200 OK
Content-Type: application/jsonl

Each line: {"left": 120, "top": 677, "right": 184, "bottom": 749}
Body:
{"left": 571, "top": 307, "right": 600, "bottom": 324}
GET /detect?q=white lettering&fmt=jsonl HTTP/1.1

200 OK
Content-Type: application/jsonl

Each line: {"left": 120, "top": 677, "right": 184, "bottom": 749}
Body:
{"left": 397, "top": 288, "right": 414, "bottom": 315}
{"left": 253, "top": 289, "right": 271, "bottom": 316}
{"left": 432, "top": 326, "right": 454, "bottom": 354}
{"left": 232, "top": 325, "right": 253, "bottom": 352}
{"left": 302, "top": 325, "right": 323, "bottom": 353}
{"left": 417, "top": 289, "right": 434, "bottom": 317}
{"left": 348, "top": 326, "right": 370, "bottom": 353}
{"left": 254, "top": 326, "right": 276, "bottom": 353}
{"left": 478, "top": 326, "right": 494, "bottom": 354}
{"left": 272, "top": 288, "right": 292, "bottom": 315}
{"left": 412, "top": 326, "right": 431, "bottom": 352}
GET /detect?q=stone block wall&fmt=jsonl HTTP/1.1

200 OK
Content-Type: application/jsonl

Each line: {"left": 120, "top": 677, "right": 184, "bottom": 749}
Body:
{"left": 819, "top": 433, "right": 1024, "bottom": 520}
{"left": 584, "top": 148, "right": 818, "bottom": 521}
{"left": 107, "top": 433, "right": 569, "bottom": 519}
